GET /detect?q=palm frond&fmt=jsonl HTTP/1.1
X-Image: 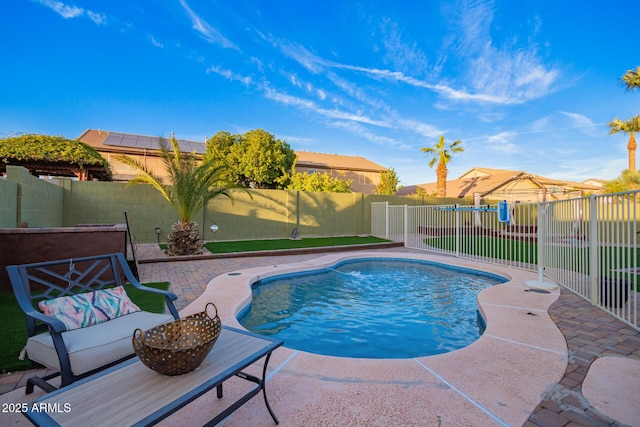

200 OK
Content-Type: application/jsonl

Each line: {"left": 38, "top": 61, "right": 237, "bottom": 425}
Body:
{"left": 621, "top": 66, "right": 640, "bottom": 91}
{"left": 609, "top": 115, "right": 640, "bottom": 135}
{"left": 115, "top": 154, "right": 172, "bottom": 202}
{"left": 117, "top": 136, "right": 238, "bottom": 224}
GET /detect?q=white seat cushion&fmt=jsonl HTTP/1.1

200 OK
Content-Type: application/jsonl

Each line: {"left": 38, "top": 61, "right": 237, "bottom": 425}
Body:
{"left": 27, "top": 311, "right": 175, "bottom": 376}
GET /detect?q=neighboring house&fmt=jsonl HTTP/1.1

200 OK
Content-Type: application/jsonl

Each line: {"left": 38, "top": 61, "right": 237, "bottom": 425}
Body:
{"left": 397, "top": 167, "right": 601, "bottom": 202}
{"left": 582, "top": 178, "right": 605, "bottom": 188}
{"left": 294, "top": 151, "right": 387, "bottom": 194}
{"left": 78, "top": 129, "right": 387, "bottom": 193}
{"left": 77, "top": 129, "right": 204, "bottom": 182}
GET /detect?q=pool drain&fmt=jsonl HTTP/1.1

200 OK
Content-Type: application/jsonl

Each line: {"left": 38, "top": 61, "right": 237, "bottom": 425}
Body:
{"left": 525, "top": 288, "right": 550, "bottom": 294}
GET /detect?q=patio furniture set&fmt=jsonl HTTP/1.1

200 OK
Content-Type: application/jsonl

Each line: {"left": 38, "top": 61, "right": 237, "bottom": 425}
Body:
{"left": 7, "top": 252, "right": 282, "bottom": 426}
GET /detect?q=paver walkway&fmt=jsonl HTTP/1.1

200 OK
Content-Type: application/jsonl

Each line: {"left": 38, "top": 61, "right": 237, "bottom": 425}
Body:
{"left": 2, "top": 245, "right": 639, "bottom": 427}
{"left": 526, "top": 289, "right": 640, "bottom": 427}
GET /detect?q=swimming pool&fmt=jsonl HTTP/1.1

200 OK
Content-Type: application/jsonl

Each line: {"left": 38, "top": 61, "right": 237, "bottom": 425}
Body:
{"left": 238, "top": 258, "right": 507, "bottom": 358}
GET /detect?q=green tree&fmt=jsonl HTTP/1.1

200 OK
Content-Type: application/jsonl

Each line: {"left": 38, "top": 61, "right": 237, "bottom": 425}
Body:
{"left": 117, "top": 136, "right": 236, "bottom": 256}
{"left": 375, "top": 168, "right": 400, "bottom": 195}
{"left": 288, "top": 172, "right": 352, "bottom": 193}
{"left": 621, "top": 66, "right": 640, "bottom": 91}
{"left": 204, "top": 131, "right": 238, "bottom": 161}
{"left": 608, "top": 115, "right": 640, "bottom": 173}
{"left": 602, "top": 169, "right": 640, "bottom": 193}
{"left": 204, "top": 129, "right": 295, "bottom": 189}
{"left": 420, "top": 136, "right": 463, "bottom": 198}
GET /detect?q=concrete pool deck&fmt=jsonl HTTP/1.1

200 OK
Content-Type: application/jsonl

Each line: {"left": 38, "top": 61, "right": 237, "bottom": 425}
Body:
{"left": 1, "top": 247, "right": 639, "bottom": 426}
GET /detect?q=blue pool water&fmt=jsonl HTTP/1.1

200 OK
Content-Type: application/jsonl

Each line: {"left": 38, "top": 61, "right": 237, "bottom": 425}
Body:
{"left": 238, "top": 258, "right": 507, "bottom": 358}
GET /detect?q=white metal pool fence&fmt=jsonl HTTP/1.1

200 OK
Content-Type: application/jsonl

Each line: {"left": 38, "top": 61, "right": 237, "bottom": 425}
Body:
{"left": 371, "top": 191, "right": 639, "bottom": 330}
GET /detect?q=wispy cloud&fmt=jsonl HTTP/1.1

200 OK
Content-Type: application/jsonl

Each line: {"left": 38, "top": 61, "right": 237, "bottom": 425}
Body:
{"left": 394, "top": 117, "right": 444, "bottom": 140}
{"left": 378, "top": 17, "right": 428, "bottom": 75}
{"left": 330, "top": 121, "right": 410, "bottom": 150}
{"left": 486, "top": 131, "right": 520, "bottom": 154}
{"left": 34, "top": 0, "right": 82, "bottom": 18}
{"left": 278, "top": 42, "right": 328, "bottom": 74}
{"left": 558, "top": 112, "right": 603, "bottom": 137}
{"left": 206, "top": 66, "right": 251, "bottom": 85}
{"left": 326, "top": 72, "right": 390, "bottom": 112}
{"left": 261, "top": 84, "right": 442, "bottom": 148}
{"left": 87, "top": 11, "right": 106, "bottom": 25}
{"left": 249, "top": 56, "right": 264, "bottom": 72}
{"left": 149, "top": 35, "right": 164, "bottom": 49}
{"left": 34, "top": 0, "right": 105, "bottom": 24}
{"left": 445, "top": 0, "right": 560, "bottom": 104}
{"left": 263, "top": 87, "right": 392, "bottom": 127}
{"left": 275, "top": 39, "right": 531, "bottom": 105}
{"left": 278, "top": 134, "right": 315, "bottom": 146}
{"left": 178, "top": 0, "right": 239, "bottom": 51}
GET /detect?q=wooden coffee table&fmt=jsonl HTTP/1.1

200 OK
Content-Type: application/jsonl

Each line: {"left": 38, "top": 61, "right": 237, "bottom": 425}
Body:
{"left": 24, "top": 326, "right": 284, "bottom": 426}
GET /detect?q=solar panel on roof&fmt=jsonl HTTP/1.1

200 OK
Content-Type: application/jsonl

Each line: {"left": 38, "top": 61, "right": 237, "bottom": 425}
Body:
{"left": 103, "top": 132, "right": 206, "bottom": 153}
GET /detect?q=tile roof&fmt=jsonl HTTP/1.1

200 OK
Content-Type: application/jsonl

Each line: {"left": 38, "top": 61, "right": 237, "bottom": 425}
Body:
{"left": 458, "top": 167, "right": 516, "bottom": 179}
{"left": 397, "top": 170, "right": 600, "bottom": 198}
{"left": 295, "top": 151, "right": 387, "bottom": 172}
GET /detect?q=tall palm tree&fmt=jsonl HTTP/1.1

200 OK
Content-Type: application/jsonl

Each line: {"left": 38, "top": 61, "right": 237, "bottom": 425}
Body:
{"left": 117, "top": 136, "right": 236, "bottom": 256}
{"left": 421, "top": 135, "right": 464, "bottom": 198}
{"left": 621, "top": 66, "right": 640, "bottom": 91}
{"left": 608, "top": 115, "right": 640, "bottom": 173}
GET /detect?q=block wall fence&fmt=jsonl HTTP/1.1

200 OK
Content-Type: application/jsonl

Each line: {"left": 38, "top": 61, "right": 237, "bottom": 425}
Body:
{"left": 0, "top": 166, "right": 462, "bottom": 243}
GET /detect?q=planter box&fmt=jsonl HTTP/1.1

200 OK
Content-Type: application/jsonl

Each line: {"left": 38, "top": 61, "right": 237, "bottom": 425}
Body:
{"left": 0, "top": 225, "right": 127, "bottom": 292}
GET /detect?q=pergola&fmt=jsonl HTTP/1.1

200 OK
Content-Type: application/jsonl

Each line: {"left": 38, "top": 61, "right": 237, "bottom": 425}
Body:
{"left": 0, "top": 160, "right": 111, "bottom": 181}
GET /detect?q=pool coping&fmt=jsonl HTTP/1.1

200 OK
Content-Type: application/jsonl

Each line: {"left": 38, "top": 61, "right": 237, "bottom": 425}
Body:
{"left": 180, "top": 251, "right": 569, "bottom": 426}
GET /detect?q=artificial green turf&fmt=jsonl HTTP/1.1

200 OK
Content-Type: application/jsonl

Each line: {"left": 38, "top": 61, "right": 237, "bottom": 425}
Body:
{"left": 203, "top": 235, "right": 391, "bottom": 254}
{"left": 0, "top": 292, "right": 29, "bottom": 372}
{"left": 0, "top": 282, "right": 170, "bottom": 373}
{"left": 425, "top": 236, "right": 640, "bottom": 289}
{"left": 122, "top": 282, "right": 170, "bottom": 313}
{"left": 424, "top": 236, "right": 537, "bottom": 264}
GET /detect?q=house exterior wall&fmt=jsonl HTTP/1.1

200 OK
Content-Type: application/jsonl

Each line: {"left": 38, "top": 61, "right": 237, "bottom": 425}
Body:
{"left": 486, "top": 180, "right": 544, "bottom": 203}
{"left": 102, "top": 151, "right": 171, "bottom": 182}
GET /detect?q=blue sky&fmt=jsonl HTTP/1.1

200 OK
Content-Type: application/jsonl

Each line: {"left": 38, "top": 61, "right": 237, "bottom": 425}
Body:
{"left": 1, "top": 0, "right": 638, "bottom": 186}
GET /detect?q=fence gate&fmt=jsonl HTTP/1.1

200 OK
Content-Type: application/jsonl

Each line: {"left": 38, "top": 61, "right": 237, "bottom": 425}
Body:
{"left": 370, "top": 202, "right": 405, "bottom": 242}
{"left": 370, "top": 202, "right": 388, "bottom": 239}
{"left": 539, "top": 192, "right": 638, "bottom": 328}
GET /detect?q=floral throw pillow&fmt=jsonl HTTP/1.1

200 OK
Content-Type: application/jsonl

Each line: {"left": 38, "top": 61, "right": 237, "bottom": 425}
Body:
{"left": 38, "top": 287, "right": 141, "bottom": 331}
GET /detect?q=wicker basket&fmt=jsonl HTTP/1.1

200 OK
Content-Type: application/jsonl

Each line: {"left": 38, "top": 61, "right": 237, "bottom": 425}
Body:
{"left": 132, "top": 302, "right": 221, "bottom": 376}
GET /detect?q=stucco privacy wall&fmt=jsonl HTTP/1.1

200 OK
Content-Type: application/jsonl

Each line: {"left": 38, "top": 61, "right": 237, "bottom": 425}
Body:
{"left": 3, "top": 166, "right": 63, "bottom": 227}
{"left": 59, "top": 179, "right": 178, "bottom": 242}
{"left": 59, "top": 180, "right": 380, "bottom": 242}
{"left": 0, "top": 177, "right": 18, "bottom": 228}
{"left": 0, "top": 166, "right": 467, "bottom": 242}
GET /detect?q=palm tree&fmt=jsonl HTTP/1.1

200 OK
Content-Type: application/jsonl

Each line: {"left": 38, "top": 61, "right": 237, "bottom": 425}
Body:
{"left": 608, "top": 115, "right": 640, "bottom": 173}
{"left": 621, "top": 66, "right": 640, "bottom": 91}
{"left": 117, "top": 136, "right": 236, "bottom": 256}
{"left": 421, "top": 136, "right": 464, "bottom": 198}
